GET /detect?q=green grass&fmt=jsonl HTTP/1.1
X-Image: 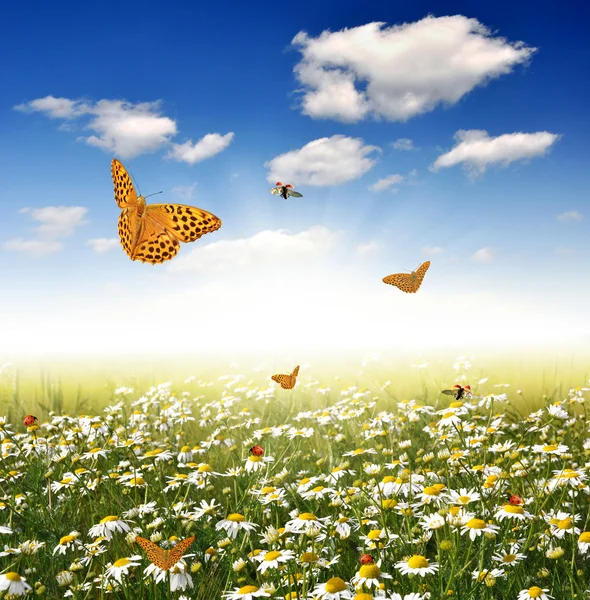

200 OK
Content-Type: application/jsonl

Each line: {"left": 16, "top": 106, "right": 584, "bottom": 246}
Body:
{"left": 0, "top": 353, "right": 589, "bottom": 598}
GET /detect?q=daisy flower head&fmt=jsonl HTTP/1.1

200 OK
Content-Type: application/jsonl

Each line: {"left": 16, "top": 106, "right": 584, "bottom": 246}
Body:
{"left": 351, "top": 558, "right": 393, "bottom": 589}
{"left": 105, "top": 555, "right": 142, "bottom": 583}
{"left": 447, "top": 487, "right": 481, "bottom": 506}
{"left": 88, "top": 516, "right": 131, "bottom": 540}
{"left": 223, "top": 584, "right": 270, "bottom": 599}
{"left": 216, "top": 513, "right": 258, "bottom": 539}
{"left": 395, "top": 555, "right": 439, "bottom": 577}
{"left": 578, "top": 531, "right": 590, "bottom": 554}
{"left": 495, "top": 503, "right": 534, "bottom": 522}
{"left": 492, "top": 544, "right": 527, "bottom": 566}
{"left": 0, "top": 572, "right": 32, "bottom": 596}
{"left": 285, "top": 512, "right": 328, "bottom": 534}
{"left": 312, "top": 576, "right": 353, "bottom": 599}
{"left": 253, "top": 549, "right": 295, "bottom": 574}
{"left": 461, "top": 518, "right": 500, "bottom": 541}
{"left": 245, "top": 453, "right": 274, "bottom": 473}
{"left": 517, "top": 586, "right": 553, "bottom": 600}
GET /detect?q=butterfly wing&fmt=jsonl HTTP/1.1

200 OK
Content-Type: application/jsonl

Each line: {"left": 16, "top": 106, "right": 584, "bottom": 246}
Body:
{"left": 127, "top": 216, "right": 181, "bottom": 264}
{"left": 112, "top": 159, "right": 138, "bottom": 208}
{"left": 136, "top": 536, "right": 169, "bottom": 570}
{"left": 145, "top": 204, "right": 222, "bottom": 244}
{"left": 287, "top": 189, "right": 303, "bottom": 198}
{"left": 118, "top": 209, "right": 142, "bottom": 259}
{"left": 167, "top": 536, "right": 196, "bottom": 570}
{"left": 291, "top": 365, "right": 300, "bottom": 378}
{"left": 382, "top": 273, "right": 413, "bottom": 293}
{"left": 272, "top": 374, "right": 294, "bottom": 390}
{"left": 412, "top": 261, "right": 431, "bottom": 292}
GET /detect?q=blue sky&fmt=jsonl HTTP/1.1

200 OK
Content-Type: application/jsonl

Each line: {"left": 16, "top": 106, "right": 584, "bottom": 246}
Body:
{"left": 0, "top": 0, "right": 588, "bottom": 358}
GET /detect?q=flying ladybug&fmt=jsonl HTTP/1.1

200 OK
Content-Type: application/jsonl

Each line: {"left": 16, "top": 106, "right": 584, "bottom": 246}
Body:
{"left": 441, "top": 384, "right": 474, "bottom": 400}
{"left": 270, "top": 182, "right": 303, "bottom": 200}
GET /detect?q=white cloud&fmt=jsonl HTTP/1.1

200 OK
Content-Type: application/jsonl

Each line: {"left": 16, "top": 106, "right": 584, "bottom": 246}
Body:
{"left": 172, "top": 182, "right": 198, "bottom": 201}
{"left": 87, "top": 238, "right": 120, "bottom": 253}
{"left": 291, "top": 16, "right": 536, "bottom": 122}
{"left": 4, "top": 238, "right": 63, "bottom": 257}
{"left": 557, "top": 210, "right": 583, "bottom": 222}
{"left": 14, "top": 96, "right": 87, "bottom": 119}
{"left": 5, "top": 206, "right": 88, "bottom": 257}
{"left": 391, "top": 138, "right": 415, "bottom": 151}
{"left": 169, "top": 226, "right": 341, "bottom": 272}
{"left": 369, "top": 174, "right": 404, "bottom": 192}
{"left": 356, "top": 241, "right": 381, "bottom": 256}
{"left": 19, "top": 206, "right": 88, "bottom": 239}
{"left": 167, "top": 132, "right": 234, "bottom": 165}
{"left": 422, "top": 245, "right": 444, "bottom": 255}
{"left": 471, "top": 247, "right": 494, "bottom": 263}
{"left": 265, "top": 135, "right": 379, "bottom": 186}
{"left": 14, "top": 96, "right": 230, "bottom": 161}
{"left": 431, "top": 130, "right": 560, "bottom": 178}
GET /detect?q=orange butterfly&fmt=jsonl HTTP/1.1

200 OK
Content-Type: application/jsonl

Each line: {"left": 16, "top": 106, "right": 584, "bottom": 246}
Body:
{"left": 135, "top": 535, "right": 195, "bottom": 570}
{"left": 382, "top": 261, "right": 430, "bottom": 293}
{"left": 271, "top": 365, "right": 300, "bottom": 390}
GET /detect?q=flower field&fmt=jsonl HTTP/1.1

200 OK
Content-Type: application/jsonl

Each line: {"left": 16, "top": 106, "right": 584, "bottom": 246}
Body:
{"left": 1, "top": 358, "right": 589, "bottom": 599}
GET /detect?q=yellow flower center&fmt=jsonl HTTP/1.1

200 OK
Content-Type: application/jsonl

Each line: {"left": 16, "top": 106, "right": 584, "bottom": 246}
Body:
{"left": 180, "top": 446, "right": 190, "bottom": 452}
{"left": 238, "top": 585, "right": 259, "bottom": 593}
{"left": 557, "top": 518, "right": 572, "bottom": 530}
{"left": 359, "top": 564, "right": 381, "bottom": 578}
{"left": 89, "top": 448, "right": 103, "bottom": 454}
{"left": 299, "top": 477, "right": 311, "bottom": 485}
{"left": 248, "top": 455, "right": 262, "bottom": 462}
{"left": 260, "top": 486, "right": 275, "bottom": 494}
{"left": 559, "top": 469, "right": 579, "bottom": 479}
{"left": 337, "top": 516, "right": 349, "bottom": 523}
{"left": 423, "top": 486, "right": 440, "bottom": 496}
{"left": 264, "top": 550, "right": 281, "bottom": 561}
{"left": 466, "top": 518, "right": 486, "bottom": 529}
{"left": 542, "top": 444, "right": 558, "bottom": 452}
{"left": 113, "top": 558, "right": 130, "bottom": 567}
{"left": 227, "top": 513, "right": 245, "bottom": 522}
{"left": 129, "top": 477, "right": 145, "bottom": 485}
{"left": 145, "top": 449, "right": 163, "bottom": 457}
{"left": 311, "top": 486, "right": 325, "bottom": 493}
{"left": 457, "top": 495, "right": 471, "bottom": 504}
{"left": 298, "top": 512, "right": 317, "bottom": 521}
{"left": 198, "top": 464, "right": 212, "bottom": 472}
{"left": 382, "top": 499, "right": 398, "bottom": 509}
{"left": 353, "top": 595, "right": 374, "bottom": 600}
{"left": 59, "top": 535, "right": 76, "bottom": 545}
{"left": 367, "top": 529, "right": 382, "bottom": 540}
{"left": 502, "top": 554, "right": 517, "bottom": 563}
{"left": 504, "top": 504, "right": 524, "bottom": 514}
{"left": 300, "top": 551, "right": 318, "bottom": 563}
{"left": 381, "top": 475, "right": 396, "bottom": 483}
{"left": 579, "top": 532, "right": 590, "bottom": 543}
{"left": 325, "top": 577, "right": 347, "bottom": 592}
{"left": 99, "top": 515, "right": 119, "bottom": 524}
{"left": 528, "top": 587, "right": 543, "bottom": 598}
{"left": 60, "top": 477, "right": 73, "bottom": 485}
{"left": 407, "top": 555, "right": 429, "bottom": 569}
{"left": 5, "top": 572, "right": 22, "bottom": 582}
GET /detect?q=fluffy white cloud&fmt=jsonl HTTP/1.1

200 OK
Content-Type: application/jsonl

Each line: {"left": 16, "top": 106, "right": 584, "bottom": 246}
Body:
{"left": 265, "top": 135, "right": 379, "bottom": 186}
{"left": 87, "top": 238, "right": 120, "bottom": 253}
{"left": 471, "top": 247, "right": 495, "bottom": 263}
{"left": 19, "top": 206, "right": 88, "bottom": 238}
{"left": 14, "top": 96, "right": 233, "bottom": 162}
{"left": 356, "top": 241, "right": 381, "bottom": 256}
{"left": 369, "top": 174, "right": 404, "bottom": 192}
{"left": 431, "top": 130, "right": 560, "bottom": 178}
{"left": 5, "top": 206, "right": 88, "bottom": 257}
{"left": 391, "top": 138, "right": 415, "bottom": 151}
{"left": 3, "top": 238, "right": 63, "bottom": 256}
{"left": 169, "top": 226, "right": 341, "bottom": 272}
{"left": 557, "top": 210, "right": 583, "bottom": 222}
{"left": 291, "top": 16, "right": 536, "bottom": 122}
{"left": 167, "top": 133, "right": 234, "bottom": 165}
{"left": 422, "top": 245, "right": 444, "bottom": 255}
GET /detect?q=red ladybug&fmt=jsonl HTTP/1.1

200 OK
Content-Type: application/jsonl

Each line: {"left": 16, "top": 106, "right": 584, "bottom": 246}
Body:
{"left": 250, "top": 445, "right": 264, "bottom": 456}
{"left": 23, "top": 415, "right": 38, "bottom": 426}
{"left": 441, "top": 384, "right": 473, "bottom": 400}
{"left": 508, "top": 494, "right": 523, "bottom": 505}
{"left": 360, "top": 554, "right": 374, "bottom": 565}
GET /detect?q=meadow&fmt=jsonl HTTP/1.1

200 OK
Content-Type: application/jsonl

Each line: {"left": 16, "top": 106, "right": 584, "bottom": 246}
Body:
{"left": 1, "top": 353, "right": 589, "bottom": 599}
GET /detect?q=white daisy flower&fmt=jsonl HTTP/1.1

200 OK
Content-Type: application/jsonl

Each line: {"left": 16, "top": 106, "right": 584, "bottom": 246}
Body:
{"left": 395, "top": 555, "right": 439, "bottom": 577}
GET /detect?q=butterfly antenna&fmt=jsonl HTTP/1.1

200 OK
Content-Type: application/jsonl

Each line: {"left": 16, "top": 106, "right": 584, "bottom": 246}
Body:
{"left": 145, "top": 191, "right": 164, "bottom": 199}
